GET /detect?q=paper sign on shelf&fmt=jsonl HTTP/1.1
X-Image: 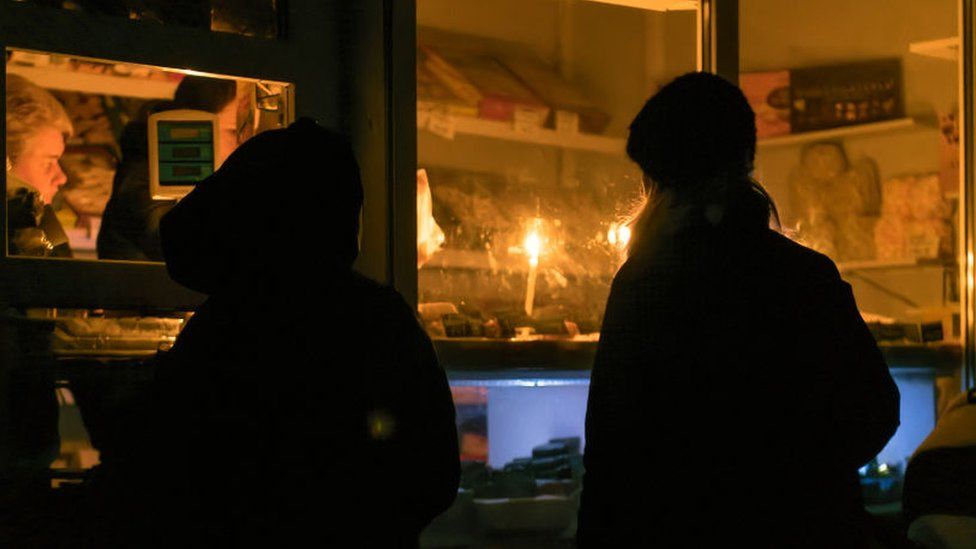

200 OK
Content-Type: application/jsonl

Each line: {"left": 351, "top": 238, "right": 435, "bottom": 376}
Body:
{"left": 427, "top": 107, "right": 456, "bottom": 140}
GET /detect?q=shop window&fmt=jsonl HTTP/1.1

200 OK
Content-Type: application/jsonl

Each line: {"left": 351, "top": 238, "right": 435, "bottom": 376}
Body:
{"left": 416, "top": 0, "right": 697, "bottom": 346}
{"left": 4, "top": 48, "right": 292, "bottom": 261}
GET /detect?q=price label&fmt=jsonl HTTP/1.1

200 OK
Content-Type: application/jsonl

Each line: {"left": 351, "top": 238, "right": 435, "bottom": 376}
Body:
{"left": 427, "top": 108, "right": 456, "bottom": 140}
{"left": 513, "top": 106, "right": 546, "bottom": 134}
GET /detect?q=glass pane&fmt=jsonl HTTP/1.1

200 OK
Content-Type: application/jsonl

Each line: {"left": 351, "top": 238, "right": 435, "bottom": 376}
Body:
{"left": 415, "top": 0, "right": 698, "bottom": 544}
{"left": 5, "top": 48, "right": 292, "bottom": 260}
{"left": 7, "top": 0, "right": 282, "bottom": 39}
{"left": 739, "top": 0, "right": 961, "bottom": 506}
{"left": 417, "top": 0, "right": 697, "bottom": 344}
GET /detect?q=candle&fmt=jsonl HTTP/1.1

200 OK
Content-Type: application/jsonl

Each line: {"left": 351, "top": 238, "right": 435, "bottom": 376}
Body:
{"left": 523, "top": 220, "right": 542, "bottom": 317}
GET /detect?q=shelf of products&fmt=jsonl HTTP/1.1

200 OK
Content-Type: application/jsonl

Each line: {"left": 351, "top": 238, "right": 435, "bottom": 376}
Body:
{"left": 419, "top": 113, "right": 626, "bottom": 155}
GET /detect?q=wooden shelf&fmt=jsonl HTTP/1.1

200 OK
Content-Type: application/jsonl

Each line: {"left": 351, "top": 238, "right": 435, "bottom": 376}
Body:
{"left": 909, "top": 37, "right": 959, "bottom": 61}
{"left": 758, "top": 118, "right": 918, "bottom": 149}
{"left": 7, "top": 65, "right": 178, "bottom": 100}
{"left": 837, "top": 258, "right": 951, "bottom": 272}
{"left": 421, "top": 114, "right": 626, "bottom": 155}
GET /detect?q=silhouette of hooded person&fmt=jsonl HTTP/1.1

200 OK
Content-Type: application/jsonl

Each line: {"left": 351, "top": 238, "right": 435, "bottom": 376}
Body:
{"left": 577, "top": 73, "right": 899, "bottom": 547}
{"left": 88, "top": 118, "right": 459, "bottom": 547}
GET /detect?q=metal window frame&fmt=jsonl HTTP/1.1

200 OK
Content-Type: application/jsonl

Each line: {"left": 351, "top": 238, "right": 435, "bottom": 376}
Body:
{"left": 963, "top": 0, "right": 975, "bottom": 388}
{"left": 700, "top": 0, "right": 738, "bottom": 82}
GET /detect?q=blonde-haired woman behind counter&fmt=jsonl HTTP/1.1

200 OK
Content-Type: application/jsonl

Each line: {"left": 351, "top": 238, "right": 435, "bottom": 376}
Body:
{"left": 5, "top": 73, "right": 73, "bottom": 257}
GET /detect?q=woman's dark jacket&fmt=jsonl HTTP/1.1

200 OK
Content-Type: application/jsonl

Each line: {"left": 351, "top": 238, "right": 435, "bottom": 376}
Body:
{"left": 578, "top": 206, "right": 899, "bottom": 547}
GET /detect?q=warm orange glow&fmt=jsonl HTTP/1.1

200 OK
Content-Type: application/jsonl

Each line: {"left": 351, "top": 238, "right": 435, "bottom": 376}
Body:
{"left": 524, "top": 218, "right": 543, "bottom": 316}
{"left": 618, "top": 225, "right": 632, "bottom": 246}
{"left": 608, "top": 223, "right": 631, "bottom": 249}
{"left": 525, "top": 230, "right": 542, "bottom": 266}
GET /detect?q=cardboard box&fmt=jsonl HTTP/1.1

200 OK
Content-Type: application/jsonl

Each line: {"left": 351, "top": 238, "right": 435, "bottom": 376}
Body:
{"left": 790, "top": 58, "right": 903, "bottom": 132}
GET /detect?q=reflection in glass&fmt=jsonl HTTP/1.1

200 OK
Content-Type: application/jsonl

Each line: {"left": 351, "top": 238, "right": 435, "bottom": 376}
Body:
{"left": 5, "top": 73, "right": 73, "bottom": 257}
{"left": 4, "top": 49, "right": 291, "bottom": 260}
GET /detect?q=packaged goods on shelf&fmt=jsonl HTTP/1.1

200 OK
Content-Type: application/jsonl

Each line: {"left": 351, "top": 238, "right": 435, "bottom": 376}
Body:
{"left": 500, "top": 56, "right": 610, "bottom": 134}
{"left": 875, "top": 174, "right": 954, "bottom": 261}
{"left": 789, "top": 143, "right": 880, "bottom": 261}
{"left": 865, "top": 319, "right": 944, "bottom": 344}
{"left": 417, "top": 29, "right": 608, "bottom": 134}
{"left": 417, "top": 54, "right": 479, "bottom": 118}
{"left": 790, "top": 58, "right": 903, "bottom": 133}
{"left": 419, "top": 42, "right": 549, "bottom": 126}
{"left": 741, "top": 71, "right": 791, "bottom": 138}
{"left": 445, "top": 437, "right": 581, "bottom": 534}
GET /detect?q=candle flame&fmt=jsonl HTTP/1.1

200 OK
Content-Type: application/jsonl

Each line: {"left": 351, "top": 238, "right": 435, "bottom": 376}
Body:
{"left": 608, "top": 223, "right": 631, "bottom": 249}
{"left": 618, "top": 225, "right": 631, "bottom": 246}
{"left": 525, "top": 230, "right": 542, "bottom": 266}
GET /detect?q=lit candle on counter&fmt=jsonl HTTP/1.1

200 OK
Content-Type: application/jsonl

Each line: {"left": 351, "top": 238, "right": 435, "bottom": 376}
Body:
{"left": 524, "top": 219, "right": 543, "bottom": 317}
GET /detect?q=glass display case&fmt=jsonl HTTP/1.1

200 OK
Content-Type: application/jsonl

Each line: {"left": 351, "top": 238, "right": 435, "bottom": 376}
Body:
{"left": 416, "top": 0, "right": 697, "bottom": 351}
{"left": 409, "top": 0, "right": 975, "bottom": 544}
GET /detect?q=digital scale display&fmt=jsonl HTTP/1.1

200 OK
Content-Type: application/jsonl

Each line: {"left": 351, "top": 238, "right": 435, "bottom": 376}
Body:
{"left": 151, "top": 116, "right": 218, "bottom": 194}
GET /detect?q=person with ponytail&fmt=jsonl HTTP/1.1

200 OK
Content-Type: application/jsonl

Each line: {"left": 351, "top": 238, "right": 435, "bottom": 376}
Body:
{"left": 578, "top": 73, "right": 900, "bottom": 547}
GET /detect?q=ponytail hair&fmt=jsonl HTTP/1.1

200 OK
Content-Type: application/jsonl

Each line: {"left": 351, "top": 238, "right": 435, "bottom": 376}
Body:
{"left": 626, "top": 176, "right": 780, "bottom": 256}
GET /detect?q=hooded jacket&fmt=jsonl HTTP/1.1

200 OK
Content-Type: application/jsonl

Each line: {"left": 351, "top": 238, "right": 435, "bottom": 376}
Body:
{"left": 90, "top": 120, "right": 459, "bottom": 547}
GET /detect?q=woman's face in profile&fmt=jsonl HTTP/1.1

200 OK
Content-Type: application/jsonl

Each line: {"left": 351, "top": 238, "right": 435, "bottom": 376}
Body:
{"left": 10, "top": 125, "right": 67, "bottom": 204}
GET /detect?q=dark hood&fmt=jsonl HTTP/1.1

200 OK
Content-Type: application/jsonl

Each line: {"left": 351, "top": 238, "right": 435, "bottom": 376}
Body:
{"left": 159, "top": 118, "right": 363, "bottom": 295}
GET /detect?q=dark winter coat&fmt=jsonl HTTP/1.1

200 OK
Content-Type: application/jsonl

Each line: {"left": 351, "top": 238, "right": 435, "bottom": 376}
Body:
{"left": 578, "top": 202, "right": 899, "bottom": 547}
{"left": 88, "top": 120, "right": 459, "bottom": 547}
